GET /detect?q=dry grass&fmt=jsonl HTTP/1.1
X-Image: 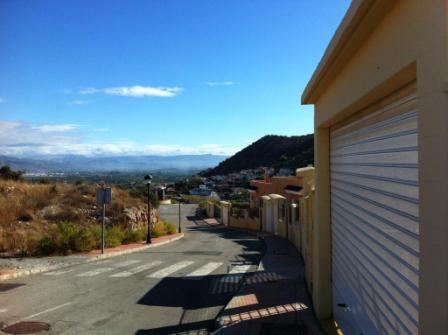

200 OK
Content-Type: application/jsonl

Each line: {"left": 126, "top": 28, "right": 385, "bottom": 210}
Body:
{"left": 0, "top": 180, "right": 149, "bottom": 255}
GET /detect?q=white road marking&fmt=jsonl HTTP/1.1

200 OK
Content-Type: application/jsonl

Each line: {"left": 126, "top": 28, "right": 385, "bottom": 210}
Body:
{"left": 44, "top": 269, "right": 73, "bottom": 276}
{"left": 96, "top": 260, "right": 111, "bottom": 264}
{"left": 0, "top": 308, "right": 7, "bottom": 313}
{"left": 185, "top": 262, "right": 223, "bottom": 280}
{"left": 24, "top": 302, "right": 72, "bottom": 320}
{"left": 228, "top": 264, "right": 252, "bottom": 275}
{"left": 211, "top": 264, "right": 252, "bottom": 294}
{"left": 110, "top": 261, "right": 163, "bottom": 278}
{"left": 147, "top": 261, "right": 195, "bottom": 278}
{"left": 113, "top": 260, "right": 141, "bottom": 268}
{"left": 76, "top": 267, "right": 114, "bottom": 277}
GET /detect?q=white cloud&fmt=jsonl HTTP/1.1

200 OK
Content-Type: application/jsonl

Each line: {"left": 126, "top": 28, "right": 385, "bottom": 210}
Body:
{"left": 32, "top": 124, "right": 80, "bottom": 133}
{"left": 70, "top": 100, "right": 88, "bottom": 105}
{"left": 0, "top": 120, "right": 238, "bottom": 157}
{"left": 79, "top": 85, "right": 182, "bottom": 98}
{"left": 203, "top": 81, "right": 236, "bottom": 86}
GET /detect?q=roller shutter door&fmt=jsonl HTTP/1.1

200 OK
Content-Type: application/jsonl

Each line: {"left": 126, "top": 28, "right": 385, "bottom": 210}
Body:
{"left": 330, "top": 85, "right": 419, "bottom": 335}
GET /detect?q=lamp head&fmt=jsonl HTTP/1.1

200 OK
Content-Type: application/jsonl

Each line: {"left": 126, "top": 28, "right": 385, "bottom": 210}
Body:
{"left": 144, "top": 175, "right": 152, "bottom": 185}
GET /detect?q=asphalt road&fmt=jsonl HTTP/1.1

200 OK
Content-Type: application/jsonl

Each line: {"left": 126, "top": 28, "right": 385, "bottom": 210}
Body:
{"left": 0, "top": 204, "right": 265, "bottom": 335}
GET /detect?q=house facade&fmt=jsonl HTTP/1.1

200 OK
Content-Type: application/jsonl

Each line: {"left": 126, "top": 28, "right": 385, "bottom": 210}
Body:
{"left": 248, "top": 173, "right": 304, "bottom": 208}
{"left": 302, "top": 1, "right": 448, "bottom": 334}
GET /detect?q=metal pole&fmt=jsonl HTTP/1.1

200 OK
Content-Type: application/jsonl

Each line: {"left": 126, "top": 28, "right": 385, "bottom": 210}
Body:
{"left": 102, "top": 202, "right": 105, "bottom": 254}
{"left": 178, "top": 202, "right": 182, "bottom": 233}
{"left": 147, "top": 183, "right": 152, "bottom": 244}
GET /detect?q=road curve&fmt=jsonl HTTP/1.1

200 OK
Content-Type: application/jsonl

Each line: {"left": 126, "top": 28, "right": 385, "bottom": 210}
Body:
{"left": 0, "top": 204, "right": 264, "bottom": 335}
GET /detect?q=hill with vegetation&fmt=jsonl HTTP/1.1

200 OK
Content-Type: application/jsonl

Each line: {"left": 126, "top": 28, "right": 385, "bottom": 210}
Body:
{"left": 201, "top": 134, "right": 314, "bottom": 176}
{"left": 0, "top": 166, "right": 175, "bottom": 257}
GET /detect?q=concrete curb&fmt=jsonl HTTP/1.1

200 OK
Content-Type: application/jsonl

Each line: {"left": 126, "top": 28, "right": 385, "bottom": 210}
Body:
{"left": 0, "top": 233, "right": 184, "bottom": 282}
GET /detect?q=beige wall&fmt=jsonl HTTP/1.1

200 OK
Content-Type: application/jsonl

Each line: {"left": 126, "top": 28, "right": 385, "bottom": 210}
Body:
{"left": 229, "top": 216, "right": 260, "bottom": 231}
{"left": 304, "top": 0, "right": 448, "bottom": 332}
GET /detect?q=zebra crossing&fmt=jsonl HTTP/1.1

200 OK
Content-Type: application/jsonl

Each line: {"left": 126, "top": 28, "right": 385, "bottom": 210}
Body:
{"left": 185, "top": 261, "right": 223, "bottom": 280}
{"left": 146, "top": 260, "right": 195, "bottom": 278}
{"left": 110, "top": 261, "right": 162, "bottom": 278}
{"left": 43, "top": 259, "right": 253, "bottom": 288}
{"left": 210, "top": 264, "right": 252, "bottom": 294}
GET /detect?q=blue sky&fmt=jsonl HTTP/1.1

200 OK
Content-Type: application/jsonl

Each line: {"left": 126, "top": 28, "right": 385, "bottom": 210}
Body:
{"left": 0, "top": 0, "right": 351, "bottom": 157}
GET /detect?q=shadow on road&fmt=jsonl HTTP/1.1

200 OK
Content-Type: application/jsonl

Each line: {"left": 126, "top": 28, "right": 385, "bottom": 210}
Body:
{"left": 134, "top": 224, "right": 266, "bottom": 335}
{"left": 135, "top": 320, "right": 211, "bottom": 335}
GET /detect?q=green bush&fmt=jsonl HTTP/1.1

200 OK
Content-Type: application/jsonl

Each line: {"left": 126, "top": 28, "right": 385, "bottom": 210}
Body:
{"left": 74, "top": 228, "right": 96, "bottom": 252}
{"left": 57, "top": 221, "right": 77, "bottom": 255}
{"left": 36, "top": 236, "right": 58, "bottom": 255}
{"left": 150, "top": 221, "right": 177, "bottom": 237}
{"left": 122, "top": 228, "right": 146, "bottom": 244}
{"left": 0, "top": 165, "right": 23, "bottom": 181}
{"left": 105, "top": 226, "right": 124, "bottom": 248}
{"left": 49, "top": 184, "right": 57, "bottom": 194}
{"left": 151, "top": 222, "right": 165, "bottom": 238}
{"left": 163, "top": 221, "right": 177, "bottom": 235}
{"left": 38, "top": 178, "right": 51, "bottom": 184}
{"left": 88, "top": 225, "right": 101, "bottom": 248}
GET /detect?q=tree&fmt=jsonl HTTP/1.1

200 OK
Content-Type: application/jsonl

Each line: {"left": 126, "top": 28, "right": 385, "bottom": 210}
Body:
{"left": 0, "top": 165, "right": 24, "bottom": 181}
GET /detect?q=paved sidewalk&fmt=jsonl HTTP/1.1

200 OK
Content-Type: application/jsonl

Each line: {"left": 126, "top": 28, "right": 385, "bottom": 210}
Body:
{"left": 0, "top": 233, "right": 183, "bottom": 281}
{"left": 214, "top": 233, "right": 323, "bottom": 335}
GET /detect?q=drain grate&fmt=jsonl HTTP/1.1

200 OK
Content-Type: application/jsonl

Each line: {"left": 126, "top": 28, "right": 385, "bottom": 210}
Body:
{"left": 2, "top": 321, "right": 50, "bottom": 334}
{"left": 0, "top": 283, "right": 25, "bottom": 292}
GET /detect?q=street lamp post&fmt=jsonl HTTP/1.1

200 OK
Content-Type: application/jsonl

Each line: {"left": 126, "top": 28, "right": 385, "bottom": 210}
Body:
{"left": 144, "top": 175, "right": 152, "bottom": 244}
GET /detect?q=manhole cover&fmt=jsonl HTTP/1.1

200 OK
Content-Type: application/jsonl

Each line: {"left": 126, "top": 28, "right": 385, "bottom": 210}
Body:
{"left": 0, "top": 283, "right": 25, "bottom": 292}
{"left": 2, "top": 321, "right": 50, "bottom": 334}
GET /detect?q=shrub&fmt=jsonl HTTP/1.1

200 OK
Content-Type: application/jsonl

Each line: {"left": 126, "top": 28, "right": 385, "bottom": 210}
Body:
{"left": 122, "top": 228, "right": 146, "bottom": 244}
{"left": 17, "top": 211, "right": 33, "bottom": 222}
{"left": 44, "top": 207, "right": 80, "bottom": 223}
{"left": 0, "top": 165, "right": 23, "bottom": 181}
{"left": 199, "top": 200, "right": 208, "bottom": 211}
{"left": 88, "top": 225, "right": 101, "bottom": 248}
{"left": 150, "top": 221, "right": 176, "bottom": 237}
{"left": 1, "top": 230, "right": 28, "bottom": 254}
{"left": 38, "top": 178, "right": 51, "bottom": 184}
{"left": 36, "top": 236, "right": 58, "bottom": 255}
{"left": 75, "top": 180, "right": 84, "bottom": 186}
{"left": 57, "top": 221, "right": 77, "bottom": 255}
{"left": 49, "top": 184, "right": 57, "bottom": 194}
{"left": 74, "top": 228, "right": 96, "bottom": 252}
{"left": 151, "top": 222, "right": 165, "bottom": 238}
{"left": 163, "top": 221, "right": 177, "bottom": 235}
{"left": 105, "top": 226, "right": 124, "bottom": 248}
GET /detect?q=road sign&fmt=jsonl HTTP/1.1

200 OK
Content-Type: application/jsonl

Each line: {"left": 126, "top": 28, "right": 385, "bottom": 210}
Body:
{"left": 96, "top": 188, "right": 112, "bottom": 205}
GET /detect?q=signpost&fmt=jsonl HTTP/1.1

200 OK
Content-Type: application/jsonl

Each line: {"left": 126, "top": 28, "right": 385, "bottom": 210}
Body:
{"left": 178, "top": 203, "right": 181, "bottom": 233}
{"left": 96, "top": 186, "right": 112, "bottom": 254}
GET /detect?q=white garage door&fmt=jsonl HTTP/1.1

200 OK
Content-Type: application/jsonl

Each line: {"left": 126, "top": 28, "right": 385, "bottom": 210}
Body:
{"left": 330, "top": 85, "right": 419, "bottom": 335}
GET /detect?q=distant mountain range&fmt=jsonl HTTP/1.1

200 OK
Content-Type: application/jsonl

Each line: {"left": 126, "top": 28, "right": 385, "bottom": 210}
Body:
{"left": 0, "top": 154, "right": 228, "bottom": 173}
{"left": 200, "top": 134, "right": 314, "bottom": 176}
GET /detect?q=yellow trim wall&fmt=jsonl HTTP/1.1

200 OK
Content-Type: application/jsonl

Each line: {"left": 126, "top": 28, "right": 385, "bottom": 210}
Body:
{"left": 301, "top": 0, "right": 448, "bottom": 333}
